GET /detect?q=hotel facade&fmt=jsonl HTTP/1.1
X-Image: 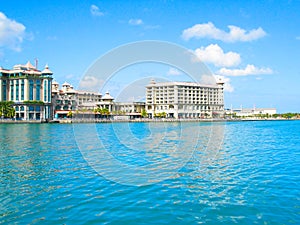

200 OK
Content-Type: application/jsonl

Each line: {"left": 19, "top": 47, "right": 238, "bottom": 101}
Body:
{"left": 52, "top": 81, "right": 102, "bottom": 118}
{"left": 145, "top": 79, "right": 224, "bottom": 119}
{"left": 0, "top": 61, "right": 53, "bottom": 120}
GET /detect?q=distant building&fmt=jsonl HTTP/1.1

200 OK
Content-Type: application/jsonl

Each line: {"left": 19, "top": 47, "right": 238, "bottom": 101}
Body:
{"left": 145, "top": 79, "right": 224, "bottom": 119}
{"left": 52, "top": 81, "right": 102, "bottom": 118}
{"left": 96, "top": 91, "right": 114, "bottom": 112}
{"left": 113, "top": 102, "right": 146, "bottom": 119}
{"left": 0, "top": 61, "right": 53, "bottom": 120}
{"left": 51, "top": 81, "right": 149, "bottom": 119}
{"left": 225, "top": 107, "right": 277, "bottom": 117}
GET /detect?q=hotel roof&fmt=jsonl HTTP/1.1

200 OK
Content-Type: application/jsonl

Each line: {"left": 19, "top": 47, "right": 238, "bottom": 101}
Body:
{"left": 146, "top": 81, "right": 222, "bottom": 88}
{"left": 41, "top": 64, "right": 53, "bottom": 74}
{"left": 0, "top": 61, "right": 53, "bottom": 76}
{"left": 102, "top": 91, "right": 114, "bottom": 100}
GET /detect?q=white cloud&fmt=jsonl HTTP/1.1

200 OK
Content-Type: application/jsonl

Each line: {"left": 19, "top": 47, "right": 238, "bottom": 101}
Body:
{"left": 199, "top": 74, "right": 234, "bottom": 92}
{"left": 218, "top": 64, "right": 273, "bottom": 76}
{"left": 182, "top": 22, "right": 266, "bottom": 42}
{"left": 214, "top": 75, "right": 234, "bottom": 92}
{"left": 79, "top": 76, "right": 104, "bottom": 92}
{"left": 90, "top": 5, "right": 104, "bottom": 17}
{"left": 167, "top": 67, "right": 182, "bottom": 76}
{"left": 0, "top": 12, "right": 26, "bottom": 52}
{"left": 194, "top": 44, "right": 241, "bottom": 67}
{"left": 128, "top": 19, "right": 143, "bottom": 26}
{"left": 199, "top": 74, "right": 216, "bottom": 85}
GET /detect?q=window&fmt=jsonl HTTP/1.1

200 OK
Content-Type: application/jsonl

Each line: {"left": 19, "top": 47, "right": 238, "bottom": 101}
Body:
{"left": 21, "top": 80, "right": 24, "bottom": 100}
{"left": 2, "top": 80, "right": 7, "bottom": 101}
{"left": 36, "top": 80, "right": 41, "bottom": 100}
{"left": 10, "top": 80, "right": 14, "bottom": 100}
{"left": 29, "top": 80, "right": 34, "bottom": 100}
{"left": 16, "top": 80, "right": 19, "bottom": 101}
{"left": 48, "top": 80, "right": 51, "bottom": 102}
{"left": 44, "top": 80, "right": 47, "bottom": 101}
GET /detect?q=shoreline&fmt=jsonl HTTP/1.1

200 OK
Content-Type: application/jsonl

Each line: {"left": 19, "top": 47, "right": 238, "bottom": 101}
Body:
{"left": 0, "top": 118, "right": 299, "bottom": 124}
{"left": 55, "top": 118, "right": 300, "bottom": 123}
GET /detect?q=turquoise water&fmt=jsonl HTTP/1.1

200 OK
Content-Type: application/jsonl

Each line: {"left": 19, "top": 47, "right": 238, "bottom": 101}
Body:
{"left": 0, "top": 121, "right": 299, "bottom": 224}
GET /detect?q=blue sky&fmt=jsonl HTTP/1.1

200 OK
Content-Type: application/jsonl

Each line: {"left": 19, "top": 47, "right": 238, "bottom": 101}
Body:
{"left": 1, "top": 0, "right": 300, "bottom": 112}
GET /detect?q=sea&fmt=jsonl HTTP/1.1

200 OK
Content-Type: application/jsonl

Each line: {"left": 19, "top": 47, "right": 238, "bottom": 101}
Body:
{"left": 0, "top": 120, "right": 299, "bottom": 224}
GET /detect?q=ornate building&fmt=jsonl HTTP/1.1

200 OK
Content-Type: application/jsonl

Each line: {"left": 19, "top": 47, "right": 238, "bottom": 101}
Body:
{"left": 0, "top": 61, "right": 53, "bottom": 120}
{"left": 51, "top": 82, "right": 102, "bottom": 118}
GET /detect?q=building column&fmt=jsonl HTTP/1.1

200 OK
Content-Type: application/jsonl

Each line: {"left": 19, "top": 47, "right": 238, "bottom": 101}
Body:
{"left": 24, "top": 106, "right": 27, "bottom": 120}
{"left": 33, "top": 80, "right": 37, "bottom": 101}
{"left": 24, "top": 79, "right": 29, "bottom": 100}
{"left": 13, "top": 80, "right": 16, "bottom": 102}
{"left": 44, "top": 80, "right": 47, "bottom": 102}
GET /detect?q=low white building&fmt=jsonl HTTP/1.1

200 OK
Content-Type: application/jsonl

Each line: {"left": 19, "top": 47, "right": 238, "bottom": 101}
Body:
{"left": 226, "top": 107, "right": 277, "bottom": 117}
{"left": 113, "top": 102, "right": 146, "bottom": 119}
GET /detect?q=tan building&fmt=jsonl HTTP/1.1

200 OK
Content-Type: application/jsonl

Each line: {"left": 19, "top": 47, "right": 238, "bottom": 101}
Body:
{"left": 52, "top": 82, "right": 102, "bottom": 118}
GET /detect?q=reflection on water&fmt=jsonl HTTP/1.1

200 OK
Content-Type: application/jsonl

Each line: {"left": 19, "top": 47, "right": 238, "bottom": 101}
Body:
{"left": 74, "top": 122, "right": 224, "bottom": 186}
{"left": 1, "top": 121, "right": 300, "bottom": 224}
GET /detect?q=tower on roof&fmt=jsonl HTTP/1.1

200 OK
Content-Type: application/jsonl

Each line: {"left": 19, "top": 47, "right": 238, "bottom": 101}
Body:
{"left": 41, "top": 64, "right": 53, "bottom": 75}
{"left": 25, "top": 61, "right": 35, "bottom": 69}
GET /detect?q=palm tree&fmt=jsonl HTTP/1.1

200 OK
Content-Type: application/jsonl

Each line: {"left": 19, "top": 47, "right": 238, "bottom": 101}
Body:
{"left": 0, "top": 101, "right": 15, "bottom": 118}
{"left": 7, "top": 107, "right": 15, "bottom": 118}
{"left": 67, "top": 111, "right": 73, "bottom": 118}
{"left": 141, "top": 109, "right": 148, "bottom": 118}
{"left": 94, "top": 107, "right": 110, "bottom": 118}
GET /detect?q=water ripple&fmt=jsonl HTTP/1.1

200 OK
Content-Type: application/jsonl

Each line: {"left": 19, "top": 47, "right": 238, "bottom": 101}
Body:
{"left": 0, "top": 121, "right": 299, "bottom": 224}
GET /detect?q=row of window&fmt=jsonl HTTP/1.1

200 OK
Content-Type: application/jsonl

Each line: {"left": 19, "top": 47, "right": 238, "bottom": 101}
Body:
{"left": 14, "top": 105, "right": 41, "bottom": 111}
{"left": 1, "top": 79, "right": 51, "bottom": 102}
{"left": 147, "top": 101, "right": 222, "bottom": 105}
{"left": 55, "top": 105, "right": 76, "bottom": 110}
{"left": 153, "top": 105, "right": 223, "bottom": 111}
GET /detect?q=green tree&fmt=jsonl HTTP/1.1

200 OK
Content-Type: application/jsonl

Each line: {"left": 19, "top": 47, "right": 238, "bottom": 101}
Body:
{"left": 141, "top": 109, "right": 147, "bottom": 118}
{"left": 0, "top": 101, "right": 15, "bottom": 118}
{"left": 155, "top": 112, "right": 167, "bottom": 118}
{"left": 67, "top": 111, "right": 73, "bottom": 118}
{"left": 94, "top": 107, "right": 110, "bottom": 117}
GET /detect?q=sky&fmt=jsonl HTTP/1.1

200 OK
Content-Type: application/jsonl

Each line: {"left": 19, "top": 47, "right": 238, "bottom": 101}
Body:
{"left": 1, "top": 0, "right": 300, "bottom": 112}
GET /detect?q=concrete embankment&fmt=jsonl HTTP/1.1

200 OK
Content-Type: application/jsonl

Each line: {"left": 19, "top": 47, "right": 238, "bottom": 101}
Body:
{"left": 53, "top": 118, "right": 297, "bottom": 124}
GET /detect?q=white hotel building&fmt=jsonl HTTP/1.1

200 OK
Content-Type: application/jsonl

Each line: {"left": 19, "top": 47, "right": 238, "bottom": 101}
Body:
{"left": 146, "top": 79, "right": 224, "bottom": 119}
{"left": 0, "top": 61, "right": 53, "bottom": 120}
